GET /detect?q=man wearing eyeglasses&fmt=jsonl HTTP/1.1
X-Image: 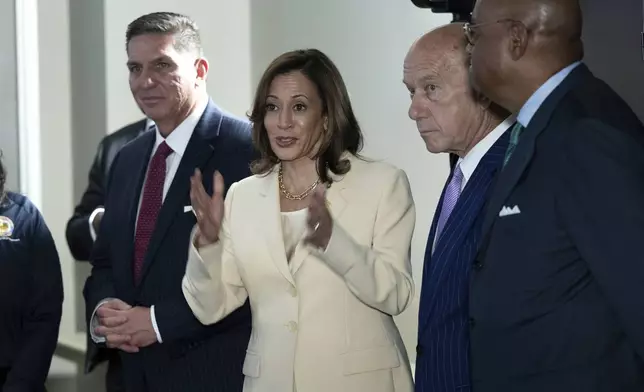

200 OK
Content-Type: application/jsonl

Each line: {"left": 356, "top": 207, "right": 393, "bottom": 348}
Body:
{"left": 403, "top": 23, "right": 514, "bottom": 392}
{"left": 467, "top": 0, "right": 644, "bottom": 391}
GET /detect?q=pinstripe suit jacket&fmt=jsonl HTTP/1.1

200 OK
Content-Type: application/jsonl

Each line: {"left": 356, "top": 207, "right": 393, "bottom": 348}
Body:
{"left": 83, "top": 100, "right": 255, "bottom": 392}
{"left": 415, "top": 130, "right": 510, "bottom": 392}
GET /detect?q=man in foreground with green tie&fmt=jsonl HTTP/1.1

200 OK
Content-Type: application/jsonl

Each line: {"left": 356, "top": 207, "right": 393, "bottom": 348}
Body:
{"left": 466, "top": 0, "right": 644, "bottom": 390}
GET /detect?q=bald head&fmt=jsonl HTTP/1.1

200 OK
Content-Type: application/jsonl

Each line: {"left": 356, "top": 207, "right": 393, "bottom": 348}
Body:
{"left": 406, "top": 23, "right": 469, "bottom": 75}
{"left": 476, "top": 0, "right": 583, "bottom": 61}
{"left": 403, "top": 23, "right": 508, "bottom": 157}
{"left": 468, "top": 0, "right": 583, "bottom": 112}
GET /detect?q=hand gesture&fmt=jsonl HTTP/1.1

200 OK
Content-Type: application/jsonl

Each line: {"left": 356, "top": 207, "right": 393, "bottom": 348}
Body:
{"left": 96, "top": 299, "right": 139, "bottom": 353}
{"left": 304, "top": 185, "right": 333, "bottom": 249}
{"left": 96, "top": 305, "right": 157, "bottom": 352}
{"left": 190, "top": 169, "right": 225, "bottom": 247}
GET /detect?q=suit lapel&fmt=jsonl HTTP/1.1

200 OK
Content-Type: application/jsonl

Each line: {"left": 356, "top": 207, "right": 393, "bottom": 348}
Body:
{"left": 479, "top": 66, "right": 591, "bottom": 241}
{"left": 257, "top": 170, "right": 295, "bottom": 285}
{"left": 116, "top": 131, "right": 156, "bottom": 295}
{"left": 425, "top": 172, "right": 451, "bottom": 261}
{"left": 479, "top": 127, "right": 537, "bottom": 240}
{"left": 419, "top": 132, "right": 509, "bottom": 331}
{"left": 424, "top": 155, "right": 458, "bottom": 258}
{"left": 138, "top": 101, "right": 222, "bottom": 284}
{"left": 257, "top": 165, "right": 351, "bottom": 281}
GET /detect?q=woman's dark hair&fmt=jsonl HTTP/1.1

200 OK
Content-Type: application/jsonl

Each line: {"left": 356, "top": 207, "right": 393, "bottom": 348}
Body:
{"left": 248, "top": 49, "right": 364, "bottom": 184}
{"left": 0, "top": 151, "right": 6, "bottom": 203}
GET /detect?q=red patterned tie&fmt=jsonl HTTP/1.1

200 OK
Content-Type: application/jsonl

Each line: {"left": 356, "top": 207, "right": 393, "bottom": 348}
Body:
{"left": 133, "top": 141, "right": 173, "bottom": 284}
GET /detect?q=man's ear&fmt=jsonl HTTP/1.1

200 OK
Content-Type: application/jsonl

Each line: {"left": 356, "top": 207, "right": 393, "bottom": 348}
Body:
{"left": 507, "top": 21, "right": 529, "bottom": 61}
{"left": 195, "top": 57, "right": 209, "bottom": 82}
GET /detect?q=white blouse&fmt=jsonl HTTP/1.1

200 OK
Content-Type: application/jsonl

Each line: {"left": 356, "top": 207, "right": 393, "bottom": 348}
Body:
{"left": 280, "top": 208, "right": 308, "bottom": 262}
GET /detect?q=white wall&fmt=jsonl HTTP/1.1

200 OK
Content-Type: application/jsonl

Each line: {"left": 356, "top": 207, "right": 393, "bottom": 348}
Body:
{"left": 69, "top": 0, "right": 108, "bottom": 335}
{"left": 104, "top": 0, "right": 252, "bottom": 132}
{"left": 0, "top": 0, "right": 19, "bottom": 191}
{"left": 250, "top": 0, "right": 451, "bottom": 362}
{"left": 28, "top": 0, "right": 85, "bottom": 350}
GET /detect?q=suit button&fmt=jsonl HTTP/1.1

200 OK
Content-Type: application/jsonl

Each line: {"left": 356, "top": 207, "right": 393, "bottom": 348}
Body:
{"left": 469, "top": 318, "right": 476, "bottom": 328}
{"left": 287, "top": 321, "right": 298, "bottom": 333}
{"left": 416, "top": 345, "right": 424, "bottom": 357}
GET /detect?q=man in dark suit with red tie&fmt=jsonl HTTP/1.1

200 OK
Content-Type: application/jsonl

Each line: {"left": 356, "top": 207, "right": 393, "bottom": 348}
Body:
{"left": 83, "top": 12, "right": 253, "bottom": 392}
{"left": 403, "top": 24, "right": 513, "bottom": 392}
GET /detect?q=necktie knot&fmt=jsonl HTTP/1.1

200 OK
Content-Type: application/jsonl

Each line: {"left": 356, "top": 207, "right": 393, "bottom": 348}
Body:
{"left": 155, "top": 141, "right": 173, "bottom": 160}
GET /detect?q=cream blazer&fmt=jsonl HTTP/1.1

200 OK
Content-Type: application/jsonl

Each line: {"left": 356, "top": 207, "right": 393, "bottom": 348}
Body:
{"left": 182, "top": 156, "right": 416, "bottom": 392}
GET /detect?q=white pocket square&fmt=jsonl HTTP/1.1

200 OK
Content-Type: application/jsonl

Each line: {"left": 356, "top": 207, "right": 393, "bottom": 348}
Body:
{"left": 499, "top": 205, "right": 521, "bottom": 217}
{"left": 184, "top": 205, "right": 193, "bottom": 213}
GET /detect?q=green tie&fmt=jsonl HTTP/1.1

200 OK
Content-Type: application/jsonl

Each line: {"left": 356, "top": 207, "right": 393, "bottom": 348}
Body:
{"left": 503, "top": 122, "right": 525, "bottom": 167}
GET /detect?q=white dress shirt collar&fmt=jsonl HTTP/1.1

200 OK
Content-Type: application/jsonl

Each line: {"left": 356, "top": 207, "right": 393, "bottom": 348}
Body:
{"left": 457, "top": 115, "right": 516, "bottom": 189}
{"left": 151, "top": 98, "right": 209, "bottom": 158}
{"left": 517, "top": 61, "right": 581, "bottom": 127}
{"left": 145, "top": 118, "right": 155, "bottom": 131}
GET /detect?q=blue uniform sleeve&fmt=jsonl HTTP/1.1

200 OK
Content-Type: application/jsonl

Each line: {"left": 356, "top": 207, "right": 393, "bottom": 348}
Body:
{"left": 3, "top": 209, "right": 64, "bottom": 391}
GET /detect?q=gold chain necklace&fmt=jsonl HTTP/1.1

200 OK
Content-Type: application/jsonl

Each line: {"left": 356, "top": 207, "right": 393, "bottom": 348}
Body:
{"left": 278, "top": 164, "right": 320, "bottom": 200}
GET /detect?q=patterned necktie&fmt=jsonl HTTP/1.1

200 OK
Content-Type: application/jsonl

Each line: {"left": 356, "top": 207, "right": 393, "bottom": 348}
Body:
{"left": 133, "top": 141, "right": 173, "bottom": 284}
{"left": 435, "top": 164, "right": 464, "bottom": 241}
{"left": 503, "top": 122, "right": 525, "bottom": 167}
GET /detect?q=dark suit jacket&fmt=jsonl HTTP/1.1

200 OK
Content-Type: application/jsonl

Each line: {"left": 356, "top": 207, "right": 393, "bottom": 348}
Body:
{"left": 67, "top": 119, "right": 147, "bottom": 376}
{"left": 415, "top": 132, "right": 509, "bottom": 392}
{"left": 83, "top": 101, "right": 254, "bottom": 392}
{"left": 470, "top": 64, "right": 644, "bottom": 391}
{"left": 66, "top": 119, "right": 148, "bottom": 262}
{"left": 0, "top": 192, "right": 63, "bottom": 392}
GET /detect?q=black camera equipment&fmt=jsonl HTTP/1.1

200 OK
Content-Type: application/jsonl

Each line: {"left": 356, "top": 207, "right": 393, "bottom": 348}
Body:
{"left": 410, "top": 0, "right": 475, "bottom": 22}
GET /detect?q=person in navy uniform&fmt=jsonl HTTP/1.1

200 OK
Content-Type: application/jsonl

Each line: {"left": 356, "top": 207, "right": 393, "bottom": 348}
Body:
{"left": 0, "top": 153, "right": 64, "bottom": 391}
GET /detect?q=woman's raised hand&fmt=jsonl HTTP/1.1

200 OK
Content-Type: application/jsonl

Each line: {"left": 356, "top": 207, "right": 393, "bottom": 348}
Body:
{"left": 190, "top": 169, "right": 225, "bottom": 247}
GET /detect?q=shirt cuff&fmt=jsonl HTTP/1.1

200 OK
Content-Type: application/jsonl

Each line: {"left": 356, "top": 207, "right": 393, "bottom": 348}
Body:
{"left": 90, "top": 298, "right": 115, "bottom": 343}
{"left": 150, "top": 305, "right": 163, "bottom": 343}
{"left": 88, "top": 207, "right": 105, "bottom": 242}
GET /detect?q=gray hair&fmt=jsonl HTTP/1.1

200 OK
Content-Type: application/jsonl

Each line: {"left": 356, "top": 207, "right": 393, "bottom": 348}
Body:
{"left": 125, "top": 12, "right": 202, "bottom": 56}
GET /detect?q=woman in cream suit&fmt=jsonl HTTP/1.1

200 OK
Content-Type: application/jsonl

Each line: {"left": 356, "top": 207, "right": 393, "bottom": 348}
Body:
{"left": 183, "top": 49, "right": 415, "bottom": 392}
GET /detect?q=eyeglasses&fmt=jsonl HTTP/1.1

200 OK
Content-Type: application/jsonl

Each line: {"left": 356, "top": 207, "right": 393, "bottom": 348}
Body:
{"left": 463, "top": 19, "right": 519, "bottom": 46}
